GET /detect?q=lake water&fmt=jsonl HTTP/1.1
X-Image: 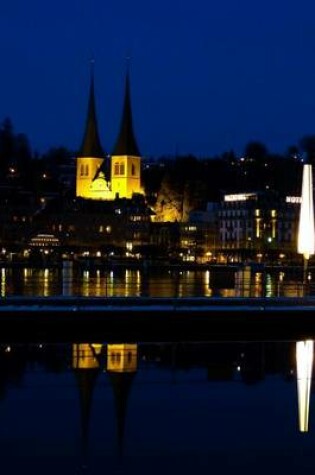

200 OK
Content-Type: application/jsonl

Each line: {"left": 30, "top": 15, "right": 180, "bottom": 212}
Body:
{"left": 0, "top": 340, "right": 314, "bottom": 474}
{"left": 0, "top": 265, "right": 310, "bottom": 298}
{"left": 0, "top": 267, "right": 314, "bottom": 472}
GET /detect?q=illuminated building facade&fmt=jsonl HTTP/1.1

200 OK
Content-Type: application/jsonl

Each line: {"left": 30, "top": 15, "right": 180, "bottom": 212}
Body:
{"left": 32, "top": 196, "right": 153, "bottom": 257}
{"left": 76, "top": 70, "right": 143, "bottom": 201}
{"left": 218, "top": 191, "right": 300, "bottom": 261}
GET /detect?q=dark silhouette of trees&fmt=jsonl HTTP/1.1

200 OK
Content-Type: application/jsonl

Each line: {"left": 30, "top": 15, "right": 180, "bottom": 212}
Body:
{"left": 244, "top": 141, "right": 268, "bottom": 163}
{"left": 0, "top": 115, "right": 309, "bottom": 218}
{"left": 0, "top": 118, "right": 32, "bottom": 185}
{"left": 299, "top": 135, "right": 315, "bottom": 164}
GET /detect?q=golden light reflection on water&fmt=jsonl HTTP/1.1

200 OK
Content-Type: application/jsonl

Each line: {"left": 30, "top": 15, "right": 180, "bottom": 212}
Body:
{"left": 23, "top": 268, "right": 32, "bottom": 282}
{"left": 43, "top": 269, "right": 50, "bottom": 297}
{"left": 72, "top": 343, "right": 102, "bottom": 369}
{"left": 204, "top": 270, "right": 212, "bottom": 297}
{"left": 265, "top": 274, "right": 272, "bottom": 297}
{"left": 82, "top": 270, "right": 90, "bottom": 297}
{"left": 1, "top": 268, "right": 6, "bottom": 297}
{"left": 253, "top": 272, "right": 262, "bottom": 298}
{"left": 220, "top": 288, "right": 236, "bottom": 298}
{"left": 95, "top": 269, "right": 102, "bottom": 297}
{"left": 0, "top": 267, "right": 311, "bottom": 298}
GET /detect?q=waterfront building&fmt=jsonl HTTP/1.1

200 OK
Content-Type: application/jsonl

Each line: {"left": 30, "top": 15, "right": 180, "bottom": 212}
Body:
{"left": 30, "top": 194, "right": 153, "bottom": 258}
{"left": 218, "top": 191, "right": 300, "bottom": 262}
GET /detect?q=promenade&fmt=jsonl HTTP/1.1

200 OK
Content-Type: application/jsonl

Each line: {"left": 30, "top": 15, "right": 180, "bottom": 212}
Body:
{"left": 1, "top": 296, "right": 315, "bottom": 342}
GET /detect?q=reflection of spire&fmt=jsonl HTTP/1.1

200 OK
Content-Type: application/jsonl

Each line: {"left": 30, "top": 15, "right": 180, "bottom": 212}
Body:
{"left": 296, "top": 340, "right": 313, "bottom": 432}
{"left": 107, "top": 344, "right": 138, "bottom": 457}
{"left": 73, "top": 344, "right": 102, "bottom": 469}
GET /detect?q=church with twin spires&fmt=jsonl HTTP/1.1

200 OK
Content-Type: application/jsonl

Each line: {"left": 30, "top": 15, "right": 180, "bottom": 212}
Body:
{"left": 76, "top": 70, "right": 143, "bottom": 201}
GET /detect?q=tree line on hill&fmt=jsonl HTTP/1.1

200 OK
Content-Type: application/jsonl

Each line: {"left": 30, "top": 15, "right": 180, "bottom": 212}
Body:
{"left": 0, "top": 117, "right": 312, "bottom": 218}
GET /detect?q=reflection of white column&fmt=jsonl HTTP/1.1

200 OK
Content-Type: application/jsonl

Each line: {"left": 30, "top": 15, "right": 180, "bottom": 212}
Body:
{"left": 296, "top": 340, "right": 313, "bottom": 432}
{"left": 298, "top": 164, "right": 315, "bottom": 260}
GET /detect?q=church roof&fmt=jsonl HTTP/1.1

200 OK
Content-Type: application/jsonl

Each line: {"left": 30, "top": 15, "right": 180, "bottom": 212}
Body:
{"left": 112, "top": 72, "right": 140, "bottom": 157}
{"left": 79, "top": 69, "right": 105, "bottom": 158}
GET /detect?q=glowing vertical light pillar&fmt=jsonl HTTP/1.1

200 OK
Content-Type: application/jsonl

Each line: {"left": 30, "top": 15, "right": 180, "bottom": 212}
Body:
{"left": 296, "top": 340, "right": 313, "bottom": 432}
{"left": 298, "top": 164, "right": 315, "bottom": 262}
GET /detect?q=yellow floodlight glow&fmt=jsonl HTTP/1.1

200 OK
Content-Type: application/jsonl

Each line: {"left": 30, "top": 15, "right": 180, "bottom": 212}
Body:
{"left": 296, "top": 340, "right": 314, "bottom": 432}
{"left": 298, "top": 164, "right": 315, "bottom": 260}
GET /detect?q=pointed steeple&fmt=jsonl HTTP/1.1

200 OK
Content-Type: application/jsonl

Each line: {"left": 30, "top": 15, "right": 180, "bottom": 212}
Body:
{"left": 113, "top": 69, "right": 140, "bottom": 156}
{"left": 79, "top": 63, "right": 104, "bottom": 158}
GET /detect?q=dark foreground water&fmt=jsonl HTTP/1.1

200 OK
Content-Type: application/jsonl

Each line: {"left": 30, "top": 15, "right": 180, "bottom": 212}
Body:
{"left": 0, "top": 341, "right": 314, "bottom": 474}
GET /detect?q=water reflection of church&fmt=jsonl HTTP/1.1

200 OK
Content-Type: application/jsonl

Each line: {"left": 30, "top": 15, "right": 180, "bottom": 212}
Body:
{"left": 0, "top": 339, "right": 313, "bottom": 470}
{"left": 72, "top": 342, "right": 138, "bottom": 464}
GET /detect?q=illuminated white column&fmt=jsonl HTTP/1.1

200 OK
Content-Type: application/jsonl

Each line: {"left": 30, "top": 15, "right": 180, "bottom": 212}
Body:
{"left": 296, "top": 340, "right": 313, "bottom": 432}
{"left": 298, "top": 164, "right": 315, "bottom": 260}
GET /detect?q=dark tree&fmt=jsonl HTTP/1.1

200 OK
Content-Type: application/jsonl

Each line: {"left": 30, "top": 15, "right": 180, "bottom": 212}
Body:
{"left": 299, "top": 135, "right": 315, "bottom": 163}
{"left": 0, "top": 118, "right": 15, "bottom": 177}
{"left": 244, "top": 141, "right": 268, "bottom": 162}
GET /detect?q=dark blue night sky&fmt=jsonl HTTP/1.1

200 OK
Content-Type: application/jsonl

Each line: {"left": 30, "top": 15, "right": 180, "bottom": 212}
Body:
{"left": 1, "top": 0, "right": 315, "bottom": 157}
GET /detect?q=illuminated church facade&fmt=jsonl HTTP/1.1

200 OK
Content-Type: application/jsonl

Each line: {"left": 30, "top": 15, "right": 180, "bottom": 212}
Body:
{"left": 76, "top": 71, "right": 143, "bottom": 201}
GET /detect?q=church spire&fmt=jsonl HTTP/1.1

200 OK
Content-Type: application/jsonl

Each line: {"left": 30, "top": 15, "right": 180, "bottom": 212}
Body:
{"left": 79, "top": 62, "right": 104, "bottom": 158}
{"left": 113, "top": 69, "right": 140, "bottom": 156}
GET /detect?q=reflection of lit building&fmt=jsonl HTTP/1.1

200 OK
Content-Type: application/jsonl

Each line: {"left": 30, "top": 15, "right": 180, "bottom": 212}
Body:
{"left": 73, "top": 343, "right": 102, "bottom": 369}
{"left": 107, "top": 344, "right": 138, "bottom": 373}
{"left": 296, "top": 340, "right": 313, "bottom": 432}
{"left": 72, "top": 343, "right": 102, "bottom": 468}
{"left": 107, "top": 343, "right": 138, "bottom": 456}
